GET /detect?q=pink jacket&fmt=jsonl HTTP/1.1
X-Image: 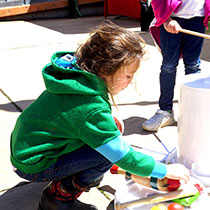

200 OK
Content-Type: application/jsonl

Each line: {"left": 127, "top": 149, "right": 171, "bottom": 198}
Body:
{"left": 150, "top": 0, "right": 210, "bottom": 49}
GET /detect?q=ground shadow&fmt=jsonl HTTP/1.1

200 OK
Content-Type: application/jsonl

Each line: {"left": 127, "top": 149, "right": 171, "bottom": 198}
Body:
{"left": 137, "top": 31, "right": 156, "bottom": 46}
{"left": 118, "top": 100, "right": 159, "bottom": 107}
{"left": 107, "top": 199, "right": 115, "bottom": 210}
{"left": 0, "top": 181, "right": 48, "bottom": 210}
{"left": 29, "top": 16, "right": 142, "bottom": 34}
{"left": 117, "top": 100, "right": 177, "bottom": 136}
{"left": 123, "top": 115, "right": 177, "bottom": 137}
{"left": 123, "top": 116, "right": 156, "bottom": 136}
{"left": 117, "top": 100, "right": 178, "bottom": 107}
{"left": 30, "top": 15, "right": 156, "bottom": 47}
{"left": 0, "top": 181, "right": 116, "bottom": 210}
{"left": 0, "top": 99, "right": 35, "bottom": 112}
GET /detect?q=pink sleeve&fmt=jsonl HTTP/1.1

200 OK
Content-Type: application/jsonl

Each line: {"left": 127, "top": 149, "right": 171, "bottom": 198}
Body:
{"left": 204, "top": 0, "right": 210, "bottom": 27}
{"left": 151, "top": 0, "right": 182, "bottom": 27}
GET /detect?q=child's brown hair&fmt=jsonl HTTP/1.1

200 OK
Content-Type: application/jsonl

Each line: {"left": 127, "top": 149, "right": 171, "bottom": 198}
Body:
{"left": 75, "top": 20, "right": 146, "bottom": 77}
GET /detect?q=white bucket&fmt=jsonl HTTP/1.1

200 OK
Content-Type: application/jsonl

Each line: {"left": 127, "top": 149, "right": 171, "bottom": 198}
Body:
{"left": 178, "top": 75, "right": 210, "bottom": 187}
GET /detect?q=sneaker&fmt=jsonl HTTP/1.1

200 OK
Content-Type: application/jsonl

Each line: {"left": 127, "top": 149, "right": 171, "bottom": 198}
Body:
{"left": 142, "top": 109, "right": 176, "bottom": 131}
{"left": 38, "top": 182, "right": 98, "bottom": 210}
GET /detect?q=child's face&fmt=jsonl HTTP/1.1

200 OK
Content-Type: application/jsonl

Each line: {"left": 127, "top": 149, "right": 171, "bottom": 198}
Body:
{"left": 105, "top": 59, "right": 140, "bottom": 95}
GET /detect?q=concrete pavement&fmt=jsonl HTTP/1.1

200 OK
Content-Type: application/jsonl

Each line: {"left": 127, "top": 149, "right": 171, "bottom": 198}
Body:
{"left": 1, "top": 16, "right": 210, "bottom": 210}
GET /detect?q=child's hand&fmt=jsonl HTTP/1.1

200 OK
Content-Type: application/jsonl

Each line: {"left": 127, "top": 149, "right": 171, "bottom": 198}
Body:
{"left": 163, "top": 18, "right": 181, "bottom": 34}
{"left": 165, "top": 163, "right": 190, "bottom": 184}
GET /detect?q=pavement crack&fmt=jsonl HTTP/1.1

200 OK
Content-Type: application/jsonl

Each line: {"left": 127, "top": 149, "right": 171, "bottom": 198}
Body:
{"left": 96, "top": 186, "right": 113, "bottom": 201}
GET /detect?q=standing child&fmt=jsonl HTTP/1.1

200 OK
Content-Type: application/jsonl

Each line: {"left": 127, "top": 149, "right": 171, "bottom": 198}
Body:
{"left": 10, "top": 20, "right": 190, "bottom": 210}
{"left": 142, "top": 0, "right": 210, "bottom": 131}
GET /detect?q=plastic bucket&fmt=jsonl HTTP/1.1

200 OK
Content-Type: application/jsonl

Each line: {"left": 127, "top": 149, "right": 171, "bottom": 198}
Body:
{"left": 178, "top": 76, "right": 210, "bottom": 187}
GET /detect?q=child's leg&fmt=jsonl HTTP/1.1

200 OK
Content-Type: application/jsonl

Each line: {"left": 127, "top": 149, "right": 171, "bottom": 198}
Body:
{"left": 182, "top": 17, "right": 205, "bottom": 75}
{"left": 14, "top": 145, "right": 112, "bottom": 184}
{"left": 159, "top": 24, "right": 181, "bottom": 111}
{"left": 14, "top": 145, "right": 113, "bottom": 210}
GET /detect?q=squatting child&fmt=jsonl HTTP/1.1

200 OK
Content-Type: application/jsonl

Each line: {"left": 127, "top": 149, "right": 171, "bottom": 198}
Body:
{"left": 10, "top": 20, "right": 190, "bottom": 210}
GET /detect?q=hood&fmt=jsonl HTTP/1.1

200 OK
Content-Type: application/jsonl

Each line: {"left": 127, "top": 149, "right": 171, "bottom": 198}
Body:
{"left": 42, "top": 51, "right": 108, "bottom": 99}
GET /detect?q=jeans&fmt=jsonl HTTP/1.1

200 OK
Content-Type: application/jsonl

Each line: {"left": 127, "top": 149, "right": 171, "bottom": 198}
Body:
{"left": 159, "top": 17, "right": 205, "bottom": 111}
{"left": 14, "top": 145, "right": 113, "bottom": 187}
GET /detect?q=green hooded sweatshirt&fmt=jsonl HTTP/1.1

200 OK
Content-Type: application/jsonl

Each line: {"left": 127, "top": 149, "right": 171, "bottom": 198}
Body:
{"left": 10, "top": 52, "right": 167, "bottom": 178}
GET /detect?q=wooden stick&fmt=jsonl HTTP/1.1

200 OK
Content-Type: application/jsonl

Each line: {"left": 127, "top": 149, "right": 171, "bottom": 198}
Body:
{"left": 115, "top": 187, "right": 198, "bottom": 210}
{"left": 179, "top": 28, "right": 210, "bottom": 40}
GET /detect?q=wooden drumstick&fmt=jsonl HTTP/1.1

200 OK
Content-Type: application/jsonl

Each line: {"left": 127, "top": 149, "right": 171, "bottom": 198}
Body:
{"left": 179, "top": 28, "right": 210, "bottom": 40}
{"left": 115, "top": 187, "right": 198, "bottom": 210}
{"left": 110, "top": 165, "right": 180, "bottom": 192}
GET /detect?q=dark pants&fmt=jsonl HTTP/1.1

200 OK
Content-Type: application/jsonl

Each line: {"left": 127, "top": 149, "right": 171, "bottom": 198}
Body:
{"left": 140, "top": 0, "right": 154, "bottom": 31}
{"left": 15, "top": 145, "right": 113, "bottom": 187}
{"left": 159, "top": 17, "right": 205, "bottom": 111}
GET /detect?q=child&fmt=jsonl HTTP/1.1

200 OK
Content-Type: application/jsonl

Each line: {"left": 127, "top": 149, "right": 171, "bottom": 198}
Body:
{"left": 10, "top": 20, "right": 190, "bottom": 210}
{"left": 142, "top": 0, "right": 210, "bottom": 131}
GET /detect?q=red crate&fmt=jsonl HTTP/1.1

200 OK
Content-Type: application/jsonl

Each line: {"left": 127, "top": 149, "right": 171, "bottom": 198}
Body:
{"left": 104, "top": 0, "right": 141, "bottom": 18}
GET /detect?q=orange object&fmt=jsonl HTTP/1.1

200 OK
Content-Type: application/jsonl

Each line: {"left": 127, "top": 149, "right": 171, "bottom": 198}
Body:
{"left": 167, "top": 203, "right": 184, "bottom": 210}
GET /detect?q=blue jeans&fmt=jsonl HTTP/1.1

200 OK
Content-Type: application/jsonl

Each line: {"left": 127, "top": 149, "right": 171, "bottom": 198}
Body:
{"left": 14, "top": 145, "right": 113, "bottom": 187}
{"left": 159, "top": 17, "right": 205, "bottom": 111}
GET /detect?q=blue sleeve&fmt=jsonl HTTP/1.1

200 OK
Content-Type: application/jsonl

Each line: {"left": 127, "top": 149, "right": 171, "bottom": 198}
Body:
{"left": 150, "top": 161, "right": 167, "bottom": 178}
{"left": 95, "top": 135, "right": 130, "bottom": 163}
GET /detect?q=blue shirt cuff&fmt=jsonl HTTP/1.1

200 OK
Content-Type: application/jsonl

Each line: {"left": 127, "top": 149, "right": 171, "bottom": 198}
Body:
{"left": 150, "top": 161, "right": 167, "bottom": 179}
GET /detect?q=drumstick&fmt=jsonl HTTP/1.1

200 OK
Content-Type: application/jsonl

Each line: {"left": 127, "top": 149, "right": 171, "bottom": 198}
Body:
{"left": 110, "top": 165, "right": 180, "bottom": 192}
{"left": 179, "top": 28, "right": 210, "bottom": 40}
{"left": 115, "top": 187, "right": 198, "bottom": 210}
